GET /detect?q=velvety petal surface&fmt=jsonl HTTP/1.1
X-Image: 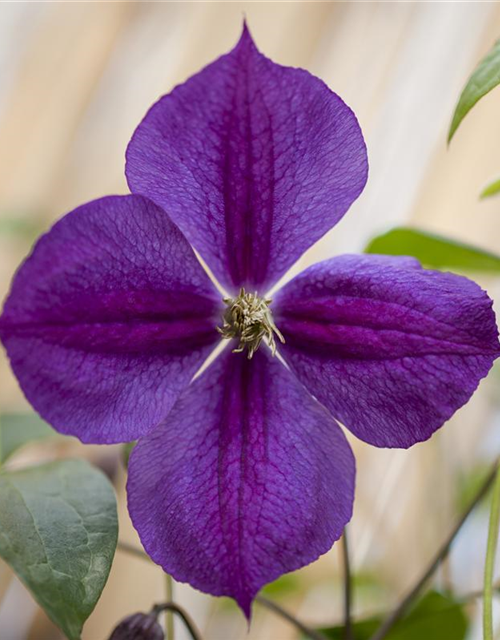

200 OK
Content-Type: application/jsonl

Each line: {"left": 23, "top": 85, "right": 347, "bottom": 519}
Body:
{"left": 0, "top": 195, "right": 221, "bottom": 443}
{"left": 126, "top": 25, "right": 368, "bottom": 293}
{"left": 127, "top": 347, "right": 354, "bottom": 615}
{"left": 274, "top": 254, "right": 500, "bottom": 448}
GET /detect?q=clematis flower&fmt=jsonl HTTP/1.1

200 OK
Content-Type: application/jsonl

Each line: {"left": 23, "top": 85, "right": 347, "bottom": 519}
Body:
{"left": 1, "top": 24, "right": 499, "bottom": 616}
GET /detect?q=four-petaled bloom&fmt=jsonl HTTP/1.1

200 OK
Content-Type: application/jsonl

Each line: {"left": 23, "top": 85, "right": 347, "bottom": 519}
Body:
{"left": 1, "top": 25, "right": 499, "bottom": 616}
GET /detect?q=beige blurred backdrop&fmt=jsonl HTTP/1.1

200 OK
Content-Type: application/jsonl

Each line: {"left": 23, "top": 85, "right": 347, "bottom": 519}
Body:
{"left": 1, "top": 2, "right": 500, "bottom": 639}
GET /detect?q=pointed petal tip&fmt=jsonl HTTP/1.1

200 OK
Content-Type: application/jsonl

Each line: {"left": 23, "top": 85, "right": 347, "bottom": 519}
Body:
{"left": 237, "top": 18, "right": 256, "bottom": 50}
{"left": 237, "top": 594, "right": 253, "bottom": 621}
{"left": 127, "top": 349, "right": 354, "bottom": 620}
{"left": 127, "top": 16, "right": 367, "bottom": 293}
{"left": 241, "top": 17, "right": 250, "bottom": 36}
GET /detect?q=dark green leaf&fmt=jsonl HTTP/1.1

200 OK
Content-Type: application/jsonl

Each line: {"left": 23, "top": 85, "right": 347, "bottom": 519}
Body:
{"left": 480, "top": 177, "right": 500, "bottom": 199}
{"left": 0, "top": 459, "right": 118, "bottom": 639}
{"left": 319, "top": 591, "right": 468, "bottom": 640}
{"left": 449, "top": 38, "right": 500, "bottom": 142}
{"left": 0, "top": 413, "right": 56, "bottom": 463}
{"left": 365, "top": 227, "right": 500, "bottom": 272}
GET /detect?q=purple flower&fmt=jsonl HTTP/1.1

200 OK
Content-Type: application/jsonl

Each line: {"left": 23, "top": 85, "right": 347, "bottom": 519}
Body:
{"left": 0, "top": 25, "right": 499, "bottom": 616}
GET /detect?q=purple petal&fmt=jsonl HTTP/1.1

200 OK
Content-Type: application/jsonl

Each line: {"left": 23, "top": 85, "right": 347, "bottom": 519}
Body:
{"left": 0, "top": 195, "right": 221, "bottom": 443}
{"left": 274, "top": 254, "right": 500, "bottom": 448}
{"left": 126, "top": 24, "right": 367, "bottom": 293}
{"left": 127, "top": 348, "right": 354, "bottom": 615}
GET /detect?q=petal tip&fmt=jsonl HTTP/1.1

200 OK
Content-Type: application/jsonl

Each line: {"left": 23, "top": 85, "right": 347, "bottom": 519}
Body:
{"left": 237, "top": 593, "right": 254, "bottom": 621}
{"left": 237, "top": 18, "right": 257, "bottom": 51}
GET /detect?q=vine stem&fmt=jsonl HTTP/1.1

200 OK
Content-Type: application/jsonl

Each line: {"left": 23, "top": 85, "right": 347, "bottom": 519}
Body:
{"left": 484, "top": 465, "right": 500, "bottom": 640}
{"left": 152, "top": 602, "right": 201, "bottom": 640}
{"left": 461, "top": 580, "right": 500, "bottom": 602}
{"left": 165, "top": 573, "right": 174, "bottom": 640}
{"left": 117, "top": 542, "right": 326, "bottom": 640}
{"left": 369, "top": 457, "right": 499, "bottom": 640}
{"left": 116, "top": 543, "right": 175, "bottom": 638}
{"left": 116, "top": 540, "right": 149, "bottom": 560}
{"left": 341, "top": 528, "right": 353, "bottom": 640}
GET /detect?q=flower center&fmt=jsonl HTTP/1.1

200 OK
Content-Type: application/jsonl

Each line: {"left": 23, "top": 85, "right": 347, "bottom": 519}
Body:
{"left": 217, "top": 287, "right": 285, "bottom": 359}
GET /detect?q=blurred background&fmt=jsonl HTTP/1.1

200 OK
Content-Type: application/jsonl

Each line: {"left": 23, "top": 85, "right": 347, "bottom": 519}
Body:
{"left": 1, "top": 2, "right": 500, "bottom": 639}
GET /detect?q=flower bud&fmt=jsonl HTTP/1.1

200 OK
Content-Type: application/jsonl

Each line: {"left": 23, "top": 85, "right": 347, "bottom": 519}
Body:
{"left": 108, "top": 612, "right": 164, "bottom": 640}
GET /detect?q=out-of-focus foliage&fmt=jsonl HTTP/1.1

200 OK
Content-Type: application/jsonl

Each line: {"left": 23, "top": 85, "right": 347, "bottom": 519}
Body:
{"left": 0, "top": 459, "right": 118, "bottom": 640}
{"left": 448, "top": 38, "right": 500, "bottom": 142}
{"left": 456, "top": 464, "right": 494, "bottom": 513}
{"left": 0, "top": 215, "right": 40, "bottom": 239}
{"left": 262, "top": 573, "right": 300, "bottom": 598}
{"left": 365, "top": 227, "right": 500, "bottom": 272}
{"left": 220, "top": 573, "right": 301, "bottom": 612}
{"left": 481, "top": 177, "right": 500, "bottom": 199}
{"left": 317, "top": 591, "right": 468, "bottom": 640}
{"left": 0, "top": 412, "right": 56, "bottom": 463}
{"left": 121, "top": 441, "right": 136, "bottom": 469}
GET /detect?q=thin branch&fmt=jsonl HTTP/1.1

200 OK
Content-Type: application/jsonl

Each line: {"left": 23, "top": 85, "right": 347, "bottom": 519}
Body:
{"left": 484, "top": 465, "right": 500, "bottom": 640}
{"left": 165, "top": 573, "right": 175, "bottom": 640}
{"left": 152, "top": 602, "right": 202, "bottom": 640}
{"left": 256, "top": 595, "right": 329, "bottom": 640}
{"left": 117, "top": 543, "right": 177, "bottom": 638}
{"left": 118, "top": 541, "right": 329, "bottom": 640}
{"left": 341, "top": 529, "right": 353, "bottom": 640}
{"left": 117, "top": 540, "right": 150, "bottom": 561}
{"left": 369, "top": 458, "right": 499, "bottom": 640}
{"left": 461, "top": 580, "right": 500, "bottom": 602}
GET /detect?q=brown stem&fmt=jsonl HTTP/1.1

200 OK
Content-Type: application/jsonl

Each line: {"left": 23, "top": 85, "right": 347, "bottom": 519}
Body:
{"left": 369, "top": 458, "right": 499, "bottom": 640}
{"left": 152, "top": 602, "right": 202, "bottom": 640}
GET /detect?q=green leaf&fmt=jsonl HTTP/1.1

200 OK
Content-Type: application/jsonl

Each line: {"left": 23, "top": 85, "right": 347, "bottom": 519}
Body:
{"left": 0, "top": 459, "right": 118, "bottom": 639}
{"left": 449, "top": 38, "right": 500, "bottom": 142}
{"left": 319, "top": 591, "right": 468, "bottom": 640}
{"left": 365, "top": 227, "right": 500, "bottom": 273}
{"left": 0, "top": 413, "right": 56, "bottom": 464}
{"left": 481, "top": 177, "right": 500, "bottom": 199}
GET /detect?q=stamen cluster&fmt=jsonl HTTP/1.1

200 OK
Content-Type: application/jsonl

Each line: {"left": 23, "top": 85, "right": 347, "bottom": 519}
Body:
{"left": 218, "top": 288, "right": 285, "bottom": 359}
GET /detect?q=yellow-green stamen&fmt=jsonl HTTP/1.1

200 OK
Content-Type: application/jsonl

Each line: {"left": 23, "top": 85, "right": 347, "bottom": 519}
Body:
{"left": 217, "top": 288, "right": 285, "bottom": 359}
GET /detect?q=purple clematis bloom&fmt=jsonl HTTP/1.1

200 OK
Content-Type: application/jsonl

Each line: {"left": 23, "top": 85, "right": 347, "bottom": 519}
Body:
{"left": 1, "top": 25, "right": 499, "bottom": 615}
